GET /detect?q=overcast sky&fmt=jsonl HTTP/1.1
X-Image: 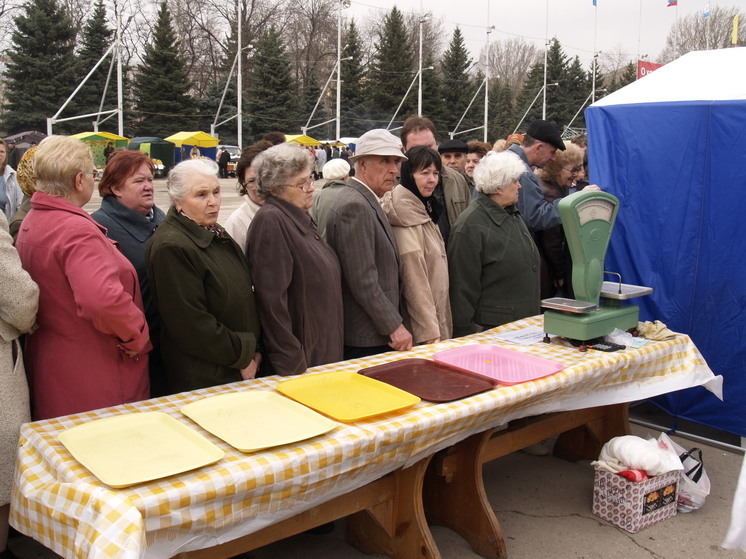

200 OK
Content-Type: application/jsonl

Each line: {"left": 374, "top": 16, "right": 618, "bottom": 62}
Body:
{"left": 347, "top": 0, "right": 729, "bottom": 67}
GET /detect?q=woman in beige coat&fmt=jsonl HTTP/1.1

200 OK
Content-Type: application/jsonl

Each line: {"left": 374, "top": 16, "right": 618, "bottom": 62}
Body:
{"left": 0, "top": 212, "right": 38, "bottom": 559}
{"left": 382, "top": 145, "right": 452, "bottom": 345}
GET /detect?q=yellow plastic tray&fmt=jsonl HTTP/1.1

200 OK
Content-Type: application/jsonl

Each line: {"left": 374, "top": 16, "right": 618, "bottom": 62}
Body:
{"left": 58, "top": 411, "right": 224, "bottom": 488}
{"left": 276, "top": 370, "right": 421, "bottom": 422}
{"left": 181, "top": 390, "right": 337, "bottom": 452}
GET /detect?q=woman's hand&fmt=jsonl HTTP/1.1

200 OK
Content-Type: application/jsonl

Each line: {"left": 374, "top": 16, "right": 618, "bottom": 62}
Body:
{"left": 240, "top": 352, "right": 262, "bottom": 380}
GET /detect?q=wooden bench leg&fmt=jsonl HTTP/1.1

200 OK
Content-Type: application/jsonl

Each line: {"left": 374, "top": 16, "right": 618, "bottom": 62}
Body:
{"left": 346, "top": 455, "right": 440, "bottom": 559}
{"left": 553, "top": 403, "right": 631, "bottom": 461}
{"left": 424, "top": 430, "right": 506, "bottom": 559}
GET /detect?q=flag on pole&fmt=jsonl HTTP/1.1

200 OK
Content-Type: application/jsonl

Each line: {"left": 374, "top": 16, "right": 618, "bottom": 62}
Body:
{"left": 667, "top": 0, "right": 677, "bottom": 6}
{"left": 703, "top": 4, "right": 710, "bottom": 18}
{"left": 733, "top": 14, "right": 740, "bottom": 45}
{"left": 593, "top": 0, "right": 596, "bottom": 5}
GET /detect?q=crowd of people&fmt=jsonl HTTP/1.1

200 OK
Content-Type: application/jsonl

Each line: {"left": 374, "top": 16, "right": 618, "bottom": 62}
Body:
{"left": 0, "top": 116, "right": 597, "bottom": 558}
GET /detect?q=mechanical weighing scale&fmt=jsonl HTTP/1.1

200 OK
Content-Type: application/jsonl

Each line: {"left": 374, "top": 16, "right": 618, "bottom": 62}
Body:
{"left": 541, "top": 191, "right": 652, "bottom": 349}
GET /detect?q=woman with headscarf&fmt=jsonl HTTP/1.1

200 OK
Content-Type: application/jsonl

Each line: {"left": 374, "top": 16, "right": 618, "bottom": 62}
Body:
{"left": 246, "top": 143, "right": 343, "bottom": 375}
{"left": 146, "top": 159, "right": 261, "bottom": 392}
{"left": 382, "top": 145, "right": 452, "bottom": 345}
{"left": 15, "top": 135, "right": 150, "bottom": 420}
{"left": 448, "top": 150, "right": 540, "bottom": 337}
{"left": 0, "top": 139, "right": 23, "bottom": 222}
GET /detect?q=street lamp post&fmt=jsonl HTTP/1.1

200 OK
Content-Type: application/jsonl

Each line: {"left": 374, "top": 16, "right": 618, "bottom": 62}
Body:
{"left": 336, "top": 0, "right": 351, "bottom": 141}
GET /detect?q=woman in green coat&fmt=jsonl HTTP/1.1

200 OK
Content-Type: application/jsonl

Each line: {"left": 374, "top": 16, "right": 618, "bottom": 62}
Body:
{"left": 448, "top": 151, "right": 540, "bottom": 337}
{"left": 146, "top": 159, "right": 261, "bottom": 393}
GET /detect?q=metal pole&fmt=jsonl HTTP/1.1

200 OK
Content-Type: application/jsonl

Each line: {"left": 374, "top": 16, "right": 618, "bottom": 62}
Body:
{"left": 484, "top": 12, "right": 492, "bottom": 142}
{"left": 543, "top": 0, "right": 549, "bottom": 120}
{"left": 418, "top": 2, "right": 423, "bottom": 116}
{"left": 336, "top": 0, "right": 343, "bottom": 141}
{"left": 116, "top": 13, "right": 123, "bottom": 136}
{"left": 237, "top": 0, "right": 243, "bottom": 148}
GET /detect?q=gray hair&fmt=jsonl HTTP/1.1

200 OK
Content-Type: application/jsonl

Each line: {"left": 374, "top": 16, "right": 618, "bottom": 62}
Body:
{"left": 167, "top": 158, "right": 219, "bottom": 204}
{"left": 474, "top": 151, "right": 526, "bottom": 195}
{"left": 252, "top": 143, "right": 310, "bottom": 197}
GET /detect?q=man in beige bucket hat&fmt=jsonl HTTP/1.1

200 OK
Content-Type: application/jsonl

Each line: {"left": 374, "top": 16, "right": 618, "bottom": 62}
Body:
{"left": 321, "top": 129, "right": 413, "bottom": 359}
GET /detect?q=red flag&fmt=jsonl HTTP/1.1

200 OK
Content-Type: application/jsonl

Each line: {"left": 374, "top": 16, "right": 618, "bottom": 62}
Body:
{"left": 667, "top": 0, "right": 678, "bottom": 6}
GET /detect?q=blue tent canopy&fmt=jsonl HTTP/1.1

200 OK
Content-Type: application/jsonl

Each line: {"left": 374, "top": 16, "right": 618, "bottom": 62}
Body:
{"left": 586, "top": 49, "right": 746, "bottom": 436}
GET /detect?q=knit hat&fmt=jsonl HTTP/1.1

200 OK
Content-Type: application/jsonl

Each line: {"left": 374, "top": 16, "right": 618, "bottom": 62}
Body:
{"left": 16, "top": 146, "right": 38, "bottom": 196}
{"left": 437, "top": 139, "right": 468, "bottom": 154}
{"left": 322, "top": 158, "right": 350, "bottom": 180}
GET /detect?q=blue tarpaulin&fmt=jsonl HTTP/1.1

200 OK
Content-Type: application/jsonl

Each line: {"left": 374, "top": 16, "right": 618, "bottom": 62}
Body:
{"left": 586, "top": 49, "right": 746, "bottom": 437}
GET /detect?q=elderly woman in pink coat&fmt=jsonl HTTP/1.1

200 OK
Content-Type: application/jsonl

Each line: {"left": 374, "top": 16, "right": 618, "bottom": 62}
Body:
{"left": 16, "top": 136, "right": 151, "bottom": 420}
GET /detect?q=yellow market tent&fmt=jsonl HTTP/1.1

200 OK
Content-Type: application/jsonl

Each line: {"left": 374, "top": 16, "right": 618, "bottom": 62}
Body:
{"left": 72, "top": 131, "right": 129, "bottom": 167}
{"left": 285, "top": 134, "right": 321, "bottom": 146}
{"left": 164, "top": 131, "right": 219, "bottom": 148}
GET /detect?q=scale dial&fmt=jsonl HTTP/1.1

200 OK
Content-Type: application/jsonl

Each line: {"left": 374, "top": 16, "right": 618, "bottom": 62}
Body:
{"left": 576, "top": 198, "right": 615, "bottom": 226}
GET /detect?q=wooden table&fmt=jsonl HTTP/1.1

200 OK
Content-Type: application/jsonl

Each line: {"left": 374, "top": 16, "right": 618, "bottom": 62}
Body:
{"left": 11, "top": 317, "right": 720, "bottom": 559}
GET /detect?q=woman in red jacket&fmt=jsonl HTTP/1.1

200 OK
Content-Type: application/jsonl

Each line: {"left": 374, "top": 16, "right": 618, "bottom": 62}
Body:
{"left": 16, "top": 136, "right": 150, "bottom": 420}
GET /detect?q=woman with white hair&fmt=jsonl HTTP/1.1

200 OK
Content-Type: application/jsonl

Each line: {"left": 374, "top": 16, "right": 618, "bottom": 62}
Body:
{"left": 448, "top": 150, "right": 540, "bottom": 337}
{"left": 15, "top": 135, "right": 150, "bottom": 419}
{"left": 246, "top": 143, "right": 343, "bottom": 375}
{"left": 146, "top": 158, "right": 261, "bottom": 392}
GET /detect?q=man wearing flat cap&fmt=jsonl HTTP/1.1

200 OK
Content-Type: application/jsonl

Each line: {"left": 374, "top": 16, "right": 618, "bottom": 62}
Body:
{"left": 509, "top": 120, "right": 600, "bottom": 233}
{"left": 322, "top": 129, "right": 413, "bottom": 359}
{"left": 438, "top": 139, "right": 468, "bottom": 174}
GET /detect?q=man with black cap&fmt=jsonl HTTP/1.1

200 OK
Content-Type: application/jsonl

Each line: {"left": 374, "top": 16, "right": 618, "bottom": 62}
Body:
{"left": 509, "top": 119, "right": 600, "bottom": 233}
{"left": 437, "top": 139, "right": 468, "bottom": 174}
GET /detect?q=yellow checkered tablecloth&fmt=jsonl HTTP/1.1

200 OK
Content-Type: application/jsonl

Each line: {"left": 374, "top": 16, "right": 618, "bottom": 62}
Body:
{"left": 10, "top": 316, "right": 720, "bottom": 559}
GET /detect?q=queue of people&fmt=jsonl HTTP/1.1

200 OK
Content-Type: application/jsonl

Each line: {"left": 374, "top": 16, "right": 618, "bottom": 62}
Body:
{"left": 0, "top": 120, "right": 598, "bottom": 558}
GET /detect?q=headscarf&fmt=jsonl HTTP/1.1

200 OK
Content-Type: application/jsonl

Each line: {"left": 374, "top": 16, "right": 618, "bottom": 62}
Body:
{"left": 17, "top": 146, "right": 38, "bottom": 196}
{"left": 399, "top": 147, "right": 442, "bottom": 224}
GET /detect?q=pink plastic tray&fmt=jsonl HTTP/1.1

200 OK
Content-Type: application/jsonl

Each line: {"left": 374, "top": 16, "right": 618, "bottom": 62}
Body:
{"left": 432, "top": 344, "right": 564, "bottom": 385}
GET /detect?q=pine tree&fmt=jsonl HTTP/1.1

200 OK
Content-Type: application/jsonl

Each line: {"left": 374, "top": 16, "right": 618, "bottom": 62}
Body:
{"left": 440, "top": 27, "right": 474, "bottom": 132}
{"left": 73, "top": 0, "right": 116, "bottom": 134}
{"left": 488, "top": 79, "right": 516, "bottom": 140}
{"left": 366, "top": 7, "right": 415, "bottom": 128}
{"left": 608, "top": 62, "right": 637, "bottom": 93}
{"left": 514, "top": 60, "right": 545, "bottom": 131}
{"left": 563, "top": 56, "right": 590, "bottom": 130}
{"left": 340, "top": 19, "right": 368, "bottom": 137}
{"left": 245, "top": 26, "right": 300, "bottom": 140}
{"left": 302, "top": 67, "right": 332, "bottom": 139}
{"left": 420, "top": 54, "right": 447, "bottom": 139}
{"left": 1, "top": 0, "right": 77, "bottom": 134}
{"left": 544, "top": 38, "right": 570, "bottom": 127}
{"left": 197, "top": 74, "right": 239, "bottom": 145}
{"left": 133, "top": 1, "right": 195, "bottom": 137}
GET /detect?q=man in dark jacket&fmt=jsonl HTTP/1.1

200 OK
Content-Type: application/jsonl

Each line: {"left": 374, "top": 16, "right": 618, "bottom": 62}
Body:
{"left": 217, "top": 147, "right": 231, "bottom": 178}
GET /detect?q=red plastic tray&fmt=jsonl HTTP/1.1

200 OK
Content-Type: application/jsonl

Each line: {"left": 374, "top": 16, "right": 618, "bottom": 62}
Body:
{"left": 358, "top": 358, "right": 496, "bottom": 403}
{"left": 432, "top": 344, "right": 564, "bottom": 385}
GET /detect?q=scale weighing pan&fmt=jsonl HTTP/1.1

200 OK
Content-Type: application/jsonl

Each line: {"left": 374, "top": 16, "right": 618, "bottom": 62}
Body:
{"left": 58, "top": 411, "right": 224, "bottom": 488}
{"left": 276, "top": 370, "right": 420, "bottom": 422}
{"left": 359, "top": 358, "right": 497, "bottom": 402}
{"left": 181, "top": 391, "right": 337, "bottom": 452}
{"left": 432, "top": 344, "right": 564, "bottom": 386}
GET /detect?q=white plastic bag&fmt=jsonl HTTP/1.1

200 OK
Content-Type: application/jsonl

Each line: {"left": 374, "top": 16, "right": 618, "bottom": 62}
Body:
{"left": 659, "top": 432, "right": 711, "bottom": 512}
{"left": 593, "top": 435, "right": 684, "bottom": 475}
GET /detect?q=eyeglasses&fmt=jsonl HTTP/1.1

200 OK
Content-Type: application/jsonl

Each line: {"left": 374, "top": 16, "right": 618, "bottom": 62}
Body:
{"left": 563, "top": 165, "right": 583, "bottom": 175}
{"left": 85, "top": 169, "right": 99, "bottom": 179}
{"left": 285, "top": 177, "right": 314, "bottom": 192}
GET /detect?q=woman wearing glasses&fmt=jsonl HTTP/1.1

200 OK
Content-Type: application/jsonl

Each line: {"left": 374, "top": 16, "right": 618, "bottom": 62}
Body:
{"left": 246, "top": 143, "right": 343, "bottom": 375}
{"left": 15, "top": 136, "right": 151, "bottom": 419}
{"left": 146, "top": 159, "right": 262, "bottom": 392}
{"left": 223, "top": 141, "right": 271, "bottom": 255}
{"left": 536, "top": 141, "right": 585, "bottom": 299}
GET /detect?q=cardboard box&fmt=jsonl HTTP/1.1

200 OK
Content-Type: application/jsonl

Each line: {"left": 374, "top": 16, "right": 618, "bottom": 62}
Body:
{"left": 592, "top": 469, "right": 679, "bottom": 533}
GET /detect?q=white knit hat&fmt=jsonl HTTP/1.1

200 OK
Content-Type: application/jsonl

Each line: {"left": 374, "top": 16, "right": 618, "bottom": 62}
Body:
{"left": 322, "top": 158, "right": 351, "bottom": 180}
